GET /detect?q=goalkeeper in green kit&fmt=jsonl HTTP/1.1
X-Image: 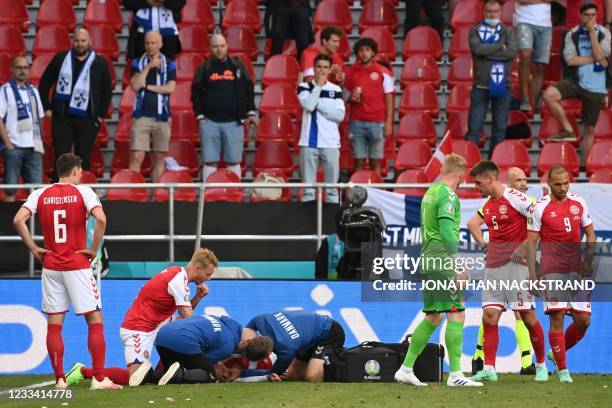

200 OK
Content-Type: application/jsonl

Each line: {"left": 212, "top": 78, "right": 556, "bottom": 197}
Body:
{"left": 395, "top": 154, "right": 483, "bottom": 387}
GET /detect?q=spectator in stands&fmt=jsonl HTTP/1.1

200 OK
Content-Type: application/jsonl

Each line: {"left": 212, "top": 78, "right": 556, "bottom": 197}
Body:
{"left": 403, "top": 0, "right": 445, "bottom": 40}
{"left": 516, "top": 0, "right": 552, "bottom": 113}
{"left": 301, "top": 26, "right": 346, "bottom": 85}
{"left": 0, "top": 56, "right": 44, "bottom": 202}
{"left": 39, "top": 28, "right": 112, "bottom": 181}
{"left": 543, "top": 2, "right": 611, "bottom": 165}
{"left": 129, "top": 31, "right": 177, "bottom": 182}
{"left": 565, "top": 0, "right": 610, "bottom": 30}
{"left": 344, "top": 38, "right": 394, "bottom": 176}
{"left": 465, "top": 0, "right": 516, "bottom": 157}
{"left": 191, "top": 34, "right": 257, "bottom": 180}
{"left": 264, "top": 0, "right": 314, "bottom": 61}
{"left": 298, "top": 54, "right": 345, "bottom": 203}
{"left": 124, "top": 0, "right": 185, "bottom": 61}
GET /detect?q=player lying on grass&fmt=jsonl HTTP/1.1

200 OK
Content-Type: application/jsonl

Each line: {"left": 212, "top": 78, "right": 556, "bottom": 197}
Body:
{"left": 527, "top": 166, "right": 596, "bottom": 383}
{"left": 66, "top": 248, "right": 217, "bottom": 386}
{"left": 238, "top": 310, "right": 346, "bottom": 382}
{"left": 466, "top": 161, "right": 548, "bottom": 383}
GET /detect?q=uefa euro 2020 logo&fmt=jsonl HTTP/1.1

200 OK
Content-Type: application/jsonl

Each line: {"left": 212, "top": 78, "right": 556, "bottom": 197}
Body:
{"left": 364, "top": 359, "right": 381, "bottom": 379}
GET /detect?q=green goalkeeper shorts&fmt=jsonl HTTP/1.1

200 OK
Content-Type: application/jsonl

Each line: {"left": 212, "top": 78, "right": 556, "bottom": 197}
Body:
{"left": 421, "top": 269, "right": 465, "bottom": 313}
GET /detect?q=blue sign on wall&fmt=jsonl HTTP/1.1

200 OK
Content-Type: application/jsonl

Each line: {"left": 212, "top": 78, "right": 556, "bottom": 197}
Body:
{"left": 1, "top": 280, "right": 611, "bottom": 374}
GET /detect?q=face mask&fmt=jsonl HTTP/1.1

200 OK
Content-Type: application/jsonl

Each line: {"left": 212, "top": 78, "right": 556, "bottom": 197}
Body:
{"left": 485, "top": 18, "right": 500, "bottom": 26}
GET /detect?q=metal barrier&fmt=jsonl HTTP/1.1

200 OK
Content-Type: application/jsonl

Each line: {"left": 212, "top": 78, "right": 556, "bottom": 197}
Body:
{"left": 0, "top": 181, "right": 449, "bottom": 276}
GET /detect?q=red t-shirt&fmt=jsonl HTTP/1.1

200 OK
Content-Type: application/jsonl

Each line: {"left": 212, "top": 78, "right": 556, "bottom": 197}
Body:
{"left": 565, "top": 0, "right": 605, "bottom": 29}
{"left": 121, "top": 266, "right": 192, "bottom": 332}
{"left": 344, "top": 61, "right": 395, "bottom": 122}
{"left": 481, "top": 188, "right": 533, "bottom": 268}
{"left": 22, "top": 184, "right": 101, "bottom": 271}
{"left": 528, "top": 193, "right": 593, "bottom": 275}
{"left": 300, "top": 47, "right": 346, "bottom": 84}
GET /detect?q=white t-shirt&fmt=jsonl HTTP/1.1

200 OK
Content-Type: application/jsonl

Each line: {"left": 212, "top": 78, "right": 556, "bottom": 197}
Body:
{"left": 514, "top": 2, "right": 552, "bottom": 27}
{"left": 0, "top": 82, "right": 45, "bottom": 148}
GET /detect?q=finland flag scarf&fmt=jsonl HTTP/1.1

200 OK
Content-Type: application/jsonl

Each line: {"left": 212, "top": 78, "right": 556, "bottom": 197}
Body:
{"left": 6, "top": 80, "right": 44, "bottom": 153}
{"left": 133, "top": 53, "right": 170, "bottom": 121}
{"left": 477, "top": 22, "right": 507, "bottom": 98}
{"left": 134, "top": 6, "right": 179, "bottom": 36}
{"left": 55, "top": 49, "right": 96, "bottom": 117}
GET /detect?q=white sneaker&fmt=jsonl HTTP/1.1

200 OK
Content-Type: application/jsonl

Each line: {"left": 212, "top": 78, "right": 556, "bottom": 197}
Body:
{"left": 55, "top": 378, "right": 68, "bottom": 389}
{"left": 128, "top": 360, "right": 152, "bottom": 387}
{"left": 158, "top": 362, "right": 181, "bottom": 386}
{"left": 447, "top": 373, "right": 484, "bottom": 387}
{"left": 394, "top": 366, "right": 427, "bottom": 387}
{"left": 90, "top": 377, "right": 123, "bottom": 390}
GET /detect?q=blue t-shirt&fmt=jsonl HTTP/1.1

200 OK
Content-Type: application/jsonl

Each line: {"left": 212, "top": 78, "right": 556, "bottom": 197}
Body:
{"left": 131, "top": 59, "right": 177, "bottom": 118}
{"left": 154, "top": 315, "right": 242, "bottom": 362}
{"left": 577, "top": 27, "right": 607, "bottom": 94}
{"left": 243, "top": 311, "right": 333, "bottom": 376}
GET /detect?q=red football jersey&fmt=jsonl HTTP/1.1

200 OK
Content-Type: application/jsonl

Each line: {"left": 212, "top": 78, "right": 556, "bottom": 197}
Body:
{"left": 121, "top": 266, "right": 192, "bottom": 332}
{"left": 224, "top": 353, "right": 277, "bottom": 371}
{"left": 344, "top": 61, "right": 394, "bottom": 122}
{"left": 528, "top": 193, "right": 593, "bottom": 275}
{"left": 22, "top": 184, "right": 101, "bottom": 271}
{"left": 481, "top": 188, "right": 533, "bottom": 268}
{"left": 300, "top": 47, "right": 346, "bottom": 84}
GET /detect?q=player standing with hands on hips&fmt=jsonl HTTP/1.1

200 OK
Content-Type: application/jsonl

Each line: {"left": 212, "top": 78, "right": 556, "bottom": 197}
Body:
{"left": 13, "top": 153, "right": 121, "bottom": 390}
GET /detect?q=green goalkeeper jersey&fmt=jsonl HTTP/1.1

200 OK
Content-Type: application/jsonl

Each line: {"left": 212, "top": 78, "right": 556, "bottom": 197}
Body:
{"left": 420, "top": 182, "right": 461, "bottom": 269}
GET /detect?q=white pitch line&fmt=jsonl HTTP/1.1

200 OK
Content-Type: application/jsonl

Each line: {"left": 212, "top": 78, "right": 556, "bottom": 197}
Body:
{"left": 0, "top": 380, "right": 55, "bottom": 395}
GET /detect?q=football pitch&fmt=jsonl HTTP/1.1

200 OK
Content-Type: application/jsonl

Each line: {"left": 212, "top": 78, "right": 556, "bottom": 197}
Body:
{"left": 0, "top": 375, "right": 610, "bottom": 408}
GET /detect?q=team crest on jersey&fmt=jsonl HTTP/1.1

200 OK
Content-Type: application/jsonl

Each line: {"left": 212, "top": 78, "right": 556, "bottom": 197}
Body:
{"left": 570, "top": 205, "right": 580, "bottom": 215}
{"left": 370, "top": 72, "right": 379, "bottom": 80}
{"left": 499, "top": 205, "right": 508, "bottom": 215}
{"left": 445, "top": 203, "right": 454, "bottom": 213}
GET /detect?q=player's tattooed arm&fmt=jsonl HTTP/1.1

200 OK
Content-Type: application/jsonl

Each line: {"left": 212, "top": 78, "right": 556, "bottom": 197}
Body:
{"left": 176, "top": 306, "right": 194, "bottom": 320}
{"left": 190, "top": 284, "right": 209, "bottom": 309}
{"left": 582, "top": 224, "right": 597, "bottom": 277}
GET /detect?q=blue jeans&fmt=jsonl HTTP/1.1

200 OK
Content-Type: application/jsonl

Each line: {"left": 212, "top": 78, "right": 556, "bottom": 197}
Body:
{"left": 198, "top": 119, "right": 244, "bottom": 164}
{"left": 466, "top": 87, "right": 512, "bottom": 157}
{"left": 2, "top": 147, "right": 43, "bottom": 196}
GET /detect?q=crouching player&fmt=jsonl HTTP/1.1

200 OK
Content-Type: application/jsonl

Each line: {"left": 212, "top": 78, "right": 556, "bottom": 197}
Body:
{"left": 66, "top": 248, "right": 217, "bottom": 386}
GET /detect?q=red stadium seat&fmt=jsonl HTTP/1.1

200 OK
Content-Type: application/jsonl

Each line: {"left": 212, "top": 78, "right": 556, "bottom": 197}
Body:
{"left": 451, "top": 140, "right": 481, "bottom": 169}
{"left": 542, "top": 56, "right": 562, "bottom": 87}
{"left": 89, "top": 25, "right": 120, "bottom": 61}
{"left": 232, "top": 53, "right": 257, "bottom": 83}
{"left": 37, "top": 0, "right": 77, "bottom": 32}
{"left": 491, "top": 140, "right": 531, "bottom": 176}
{"left": 0, "top": 0, "right": 29, "bottom": 32}
{"left": 181, "top": 0, "right": 216, "bottom": 32}
{"left": 551, "top": 25, "right": 566, "bottom": 56}
{"left": 32, "top": 25, "right": 71, "bottom": 59}
{"left": 98, "top": 54, "right": 117, "bottom": 88}
{"left": 262, "top": 55, "right": 301, "bottom": 89}
{"left": 179, "top": 26, "right": 211, "bottom": 58}
{"left": 400, "top": 55, "right": 441, "bottom": 90}
{"left": 314, "top": 29, "right": 350, "bottom": 61}
{"left": 394, "top": 141, "right": 432, "bottom": 172}
{"left": 402, "top": 26, "right": 443, "bottom": 60}
{"left": 80, "top": 170, "right": 98, "bottom": 184}
{"left": 313, "top": 0, "right": 353, "bottom": 33}
{"left": 594, "top": 109, "right": 612, "bottom": 140}
{"left": 396, "top": 112, "right": 437, "bottom": 147}
{"left": 205, "top": 170, "right": 244, "bottom": 202}
{"left": 175, "top": 53, "right": 205, "bottom": 83}
{"left": 446, "top": 84, "right": 472, "bottom": 116}
{"left": 264, "top": 39, "right": 297, "bottom": 61}
{"left": 451, "top": 0, "right": 483, "bottom": 31}
{"left": 360, "top": 27, "right": 397, "bottom": 61}
{"left": 111, "top": 142, "right": 152, "bottom": 177}
{"left": 43, "top": 144, "right": 55, "bottom": 178}
{"left": 119, "top": 87, "right": 136, "bottom": 117}
{"left": 259, "top": 83, "right": 301, "bottom": 118}
{"left": 359, "top": 0, "right": 399, "bottom": 33}
{"left": 538, "top": 114, "right": 580, "bottom": 147}
{"left": 90, "top": 144, "right": 105, "bottom": 177}
{"left": 501, "top": 0, "right": 514, "bottom": 27}
{"left": 107, "top": 170, "right": 149, "bottom": 202}
{"left": 95, "top": 119, "right": 109, "bottom": 147}
{"left": 256, "top": 112, "right": 295, "bottom": 146}
{"left": 537, "top": 142, "right": 579, "bottom": 177}
{"left": 394, "top": 169, "right": 429, "bottom": 196}
{"left": 0, "top": 53, "right": 11, "bottom": 84}
{"left": 253, "top": 141, "right": 295, "bottom": 177}
{"left": 586, "top": 140, "right": 612, "bottom": 176}
{"left": 171, "top": 111, "right": 199, "bottom": 145}
{"left": 84, "top": 0, "right": 123, "bottom": 32}
{"left": 114, "top": 114, "right": 132, "bottom": 143}
{"left": 589, "top": 168, "right": 612, "bottom": 183}
{"left": 222, "top": 0, "right": 262, "bottom": 33}
{"left": 447, "top": 55, "right": 473, "bottom": 89}
{"left": 448, "top": 27, "right": 471, "bottom": 60}
{"left": 225, "top": 26, "right": 259, "bottom": 61}
{"left": 167, "top": 140, "right": 201, "bottom": 177}
{"left": 154, "top": 170, "right": 197, "bottom": 202}
{"left": 169, "top": 82, "right": 193, "bottom": 113}
{"left": 349, "top": 170, "right": 383, "bottom": 184}
{"left": 0, "top": 26, "right": 26, "bottom": 59}
{"left": 540, "top": 98, "right": 582, "bottom": 119}
{"left": 445, "top": 111, "right": 485, "bottom": 147}
{"left": 41, "top": 117, "right": 53, "bottom": 145}
{"left": 399, "top": 83, "right": 439, "bottom": 118}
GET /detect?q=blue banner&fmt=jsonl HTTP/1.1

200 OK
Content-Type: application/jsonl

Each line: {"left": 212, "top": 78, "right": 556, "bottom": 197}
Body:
{"left": 1, "top": 280, "right": 611, "bottom": 374}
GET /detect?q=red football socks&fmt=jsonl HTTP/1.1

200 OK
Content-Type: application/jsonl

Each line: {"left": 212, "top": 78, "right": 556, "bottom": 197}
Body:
{"left": 549, "top": 330, "right": 567, "bottom": 370}
{"left": 527, "top": 321, "right": 546, "bottom": 364}
{"left": 82, "top": 366, "right": 129, "bottom": 385}
{"left": 565, "top": 323, "right": 587, "bottom": 351}
{"left": 46, "top": 324, "right": 65, "bottom": 382}
{"left": 87, "top": 323, "right": 106, "bottom": 382}
{"left": 483, "top": 323, "right": 499, "bottom": 367}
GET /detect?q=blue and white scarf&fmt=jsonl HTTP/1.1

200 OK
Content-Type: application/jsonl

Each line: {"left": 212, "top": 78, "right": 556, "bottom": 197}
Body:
{"left": 477, "top": 22, "right": 507, "bottom": 98}
{"left": 134, "top": 6, "right": 179, "bottom": 36}
{"left": 133, "top": 53, "right": 171, "bottom": 122}
{"left": 55, "top": 49, "right": 96, "bottom": 117}
{"left": 7, "top": 80, "right": 44, "bottom": 153}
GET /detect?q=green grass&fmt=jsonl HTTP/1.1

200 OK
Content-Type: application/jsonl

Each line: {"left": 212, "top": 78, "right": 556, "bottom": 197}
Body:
{"left": 0, "top": 375, "right": 610, "bottom": 408}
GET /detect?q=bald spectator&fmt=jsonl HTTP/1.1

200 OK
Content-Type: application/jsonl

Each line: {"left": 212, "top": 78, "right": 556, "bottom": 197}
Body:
{"left": 0, "top": 56, "right": 45, "bottom": 201}
{"left": 191, "top": 34, "right": 257, "bottom": 180}
{"left": 39, "top": 28, "right": 112, "bottom": 180}
{"left": 124, "top": 0, "right": 186, "bottom": 61}
{"left": 129, "top": 31, "right": 177, "bottom": 182}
